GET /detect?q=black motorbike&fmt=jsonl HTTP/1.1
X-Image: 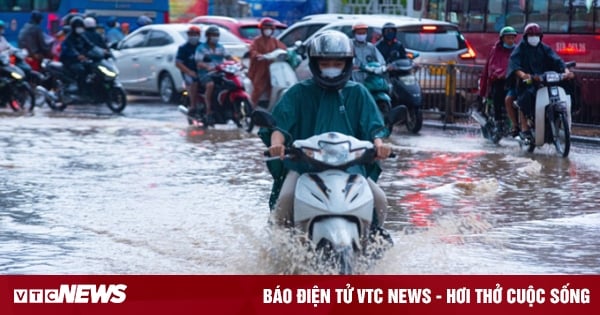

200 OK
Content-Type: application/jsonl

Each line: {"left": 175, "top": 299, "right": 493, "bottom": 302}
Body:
{"left": 388, "top": 55, "right": 423, "bottom": 134}
{"left": 0, "top": 50, "right": 35, "bottom": 112}
{"left": 41, "top": 47, "right": 126, "bottom": 113}
{"left": 12, "top": 48, "right": 56, "bottom": 108}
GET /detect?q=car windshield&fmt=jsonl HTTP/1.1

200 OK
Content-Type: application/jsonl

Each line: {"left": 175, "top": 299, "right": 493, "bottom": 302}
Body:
{"left": 398, "top": 29, "right": 466, "bottom": 52}
{"left": 239, "top": 26, "right": 286, "bottom": 40}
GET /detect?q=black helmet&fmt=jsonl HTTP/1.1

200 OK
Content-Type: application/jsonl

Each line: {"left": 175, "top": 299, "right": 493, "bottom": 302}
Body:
{"left": 205, "top": 25, "right": 220, "bottom": 36}
{"left": 70, "top": 16, "right": 84, "bottom": 29}
{"left": 30, "top": 10, "right": 43, "bottom": 24}
{"left": 382, "top": 22, "right": 397, "bottom": 40}
{"left": 308, "top": 30, "right": 354, "bottom": 90}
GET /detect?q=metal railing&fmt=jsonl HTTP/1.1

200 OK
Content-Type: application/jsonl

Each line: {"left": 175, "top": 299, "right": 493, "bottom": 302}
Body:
{"left": 413, "top": 63, "right": 600, "bottom": 125}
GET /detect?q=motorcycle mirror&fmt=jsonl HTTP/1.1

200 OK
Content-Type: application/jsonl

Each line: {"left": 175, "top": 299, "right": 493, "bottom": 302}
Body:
{"left": 251, "top": 108, "right": 277, "bottom": 129}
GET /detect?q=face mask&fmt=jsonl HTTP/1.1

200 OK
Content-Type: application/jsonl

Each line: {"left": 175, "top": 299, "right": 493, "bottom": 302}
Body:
{"left": 263, "top": 29, "right": 273, "bottom": 37}
{"left": 383, "top": 32, "right": 395, "bottom": 41}
{"left": 75, "top": 27, "right": 85, "bottom": 34}
{"left": 527, "top": 36, "right": 540, "bottom": 47}
{"left": 188, "top": 35, "right": 199, "bottom": 45}
{"left": 321, "top": 67, "right": 343, "bottom": 78}
{"left": 503, "top": 43, "right": 515, "bottom": 49}
{"left": 209, "top": 36, "right": 219, "bottom": 44}
{"left": 355, "top": 34, "right": 367, "bottom": 42}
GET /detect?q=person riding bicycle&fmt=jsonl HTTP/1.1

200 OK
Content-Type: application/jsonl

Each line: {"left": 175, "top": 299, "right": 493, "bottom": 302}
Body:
{"left": 351, "top": 22, "right": 386, "bottom": 84}
{"left": 258, "top": 30, "right": 392, "bottom": 236}
{"left": 479, "top": 26, "right": 519, "bottom": 137}
{"left": 248, "top": 17, "right": 287, "bottom": 109}
{"left": 176, "top": 25, "right": 201, "bottom": 115}
{"left": 375, "top": 22, "right": 408, "bottom": 65}
{"left": 507, "top": 23, "right": 574, "bottom": 139}
{"left": 195, "top": 25, "right": 229, "bottom": 125}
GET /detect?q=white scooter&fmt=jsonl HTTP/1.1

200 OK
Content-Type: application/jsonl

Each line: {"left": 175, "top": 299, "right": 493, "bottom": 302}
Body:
{"left": 516, "top": 61, "right": 575, "bottom": 158}
{"left": 246, "top": 41, "right": 303, "bottom": 111}
{"left": 252, "top": 106, "right": 406, "bottom": 274}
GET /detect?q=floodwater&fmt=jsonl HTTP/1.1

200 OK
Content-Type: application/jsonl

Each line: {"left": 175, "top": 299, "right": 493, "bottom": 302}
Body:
{"left": 1, "top": 101, "right": 599, "bottom": 274}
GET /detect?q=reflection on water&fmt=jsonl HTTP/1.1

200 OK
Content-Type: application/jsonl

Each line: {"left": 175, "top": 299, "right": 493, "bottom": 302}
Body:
{"left": 1, "top": 109, "right": 599, "bottom": 274}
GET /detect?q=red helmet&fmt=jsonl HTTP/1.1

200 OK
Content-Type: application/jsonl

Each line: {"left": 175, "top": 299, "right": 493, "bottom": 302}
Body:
{"left": 187, "top": 25, "right": 200, "bottom": 35}
{"left": 352, "top": 22, "right": 369, "bottom": 32}
{"left": 523, "top": 23, "right": 543, "bottom": 38}
{"left": 259, "top": 17, "right": 275, "bottom": 29}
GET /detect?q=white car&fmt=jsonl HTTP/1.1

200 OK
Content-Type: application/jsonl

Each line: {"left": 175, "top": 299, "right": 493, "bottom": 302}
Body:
{"left": 112, "top": 23, "right": 249, "bottom": 103}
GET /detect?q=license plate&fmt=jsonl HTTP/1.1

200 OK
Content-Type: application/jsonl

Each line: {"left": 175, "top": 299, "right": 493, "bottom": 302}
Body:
{"left": 429, "top": 66, "right": 447, "bottom": 76}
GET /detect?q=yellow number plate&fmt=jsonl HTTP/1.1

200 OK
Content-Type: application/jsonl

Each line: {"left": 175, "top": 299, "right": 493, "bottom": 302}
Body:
{"left": 429, "top": 66, "right": 447, "bottom": 76}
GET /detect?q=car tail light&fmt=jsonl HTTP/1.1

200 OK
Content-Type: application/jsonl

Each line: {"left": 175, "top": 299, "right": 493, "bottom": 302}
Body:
{"left": 460, "top": 40, "right": 476, "bottom": 60}
{"left": 422, "top": 25, "right": 438, "bottom": 32}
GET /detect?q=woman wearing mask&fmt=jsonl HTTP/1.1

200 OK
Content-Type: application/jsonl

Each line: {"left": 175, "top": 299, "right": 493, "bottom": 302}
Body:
{"left": 248, "top": 17, "right": 287, "bottom": 108}
{"left": 479, "top": 26, "right": 519, "bottom": 137}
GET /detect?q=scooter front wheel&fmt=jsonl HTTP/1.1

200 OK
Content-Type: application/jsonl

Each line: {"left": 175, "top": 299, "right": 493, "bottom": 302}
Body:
{"left": 106, "top": 87, "right": 127, "bottom": 113}
{"left": 9, "top": 83, "right": 35, "bottom": 112}
{"left": 550, "top": 111, "right": 570, "bottom": 158}
{"left": 406, "top": 107, "right": 423, "bottom": 134}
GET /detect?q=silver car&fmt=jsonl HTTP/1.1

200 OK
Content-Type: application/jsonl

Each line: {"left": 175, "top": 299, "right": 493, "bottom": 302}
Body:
{"left": 294, "top": 16, "right": 478, "bottom": 92}
{"left": 112, "top": 23, "right": 249, "bottom": 103}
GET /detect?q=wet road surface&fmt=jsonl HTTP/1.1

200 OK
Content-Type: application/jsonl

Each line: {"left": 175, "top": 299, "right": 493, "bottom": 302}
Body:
{"left": 1, "top": 98, "right": 599, "bottom": 274}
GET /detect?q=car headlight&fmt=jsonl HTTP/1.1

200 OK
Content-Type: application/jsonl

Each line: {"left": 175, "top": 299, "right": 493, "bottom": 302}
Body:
{"left": 98, "top": 65, "right": 117, "bottom": 77}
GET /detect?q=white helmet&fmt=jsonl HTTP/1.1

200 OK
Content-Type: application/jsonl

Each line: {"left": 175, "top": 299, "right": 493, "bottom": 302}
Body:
{"left": 83, "top": 17, "right": 96, "bottom": 29}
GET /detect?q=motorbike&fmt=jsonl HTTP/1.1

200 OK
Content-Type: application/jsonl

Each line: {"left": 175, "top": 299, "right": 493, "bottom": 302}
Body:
{"left": 357, "top": 57, "right": 392, "bottom": 121}
{"left": 471, "top": 81, "right": 513, "bottom": 145}
{"left": 178, "top": 59, "right": 252, "bottom": 129}
{"left": 0, "top": 50, "right": 35, "bottom": 112}
{"left": 40, "top": 47, "right": 127, "bottom": 113}
{"left": 11, "top": 48, "right": 56, "bottom": 108}
{"left": 388, "top": 53, "right": 423, "bottom": 134}
{"left": 251, "top": 106, "right": 406, "bottom": 274}
{"left": 247, "top": 41, "right": 303, "bottom": 112}
{"left": 515, "top": 61, "right": 576, "bottom": 158}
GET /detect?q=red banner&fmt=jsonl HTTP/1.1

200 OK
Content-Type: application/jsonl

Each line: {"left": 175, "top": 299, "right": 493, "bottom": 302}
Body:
{"left": 1, "top": 275, "right": 597, "bottom": 315}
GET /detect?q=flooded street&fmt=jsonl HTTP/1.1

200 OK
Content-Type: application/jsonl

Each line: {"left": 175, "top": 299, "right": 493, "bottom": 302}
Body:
{"left": 1, "top": 99, "right": 599, "bottom": 274}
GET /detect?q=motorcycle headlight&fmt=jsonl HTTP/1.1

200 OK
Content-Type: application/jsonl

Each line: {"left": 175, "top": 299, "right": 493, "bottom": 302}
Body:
{"left": 301, "top": 141, "right": 365, "bottom": 166}
{"left": 98, "top": 65, "right": 117, "bottom": 77}
{"left": 545, "top": 72, "right": 560, "bottom": 83}
{"left": 10, "top": 71, "right": 23, "bottom": 80}
{"left": 400, "top": 75, "right": 417, "bottom": 85}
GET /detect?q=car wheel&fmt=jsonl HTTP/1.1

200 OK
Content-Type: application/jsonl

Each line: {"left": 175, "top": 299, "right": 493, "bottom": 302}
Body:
{"left": 159, "top": 73, "right": 176, "bottom": 104}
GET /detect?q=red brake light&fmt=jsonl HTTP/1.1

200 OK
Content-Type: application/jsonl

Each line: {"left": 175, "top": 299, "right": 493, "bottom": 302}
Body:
{"left": 422, "top": 25, "right": 437, "bottom": 32}
{"left": 163, "top": 12, "right": 170, "bottom": 24}
{"left": 460, "top": 40, "right": 477, "bottom": 60}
